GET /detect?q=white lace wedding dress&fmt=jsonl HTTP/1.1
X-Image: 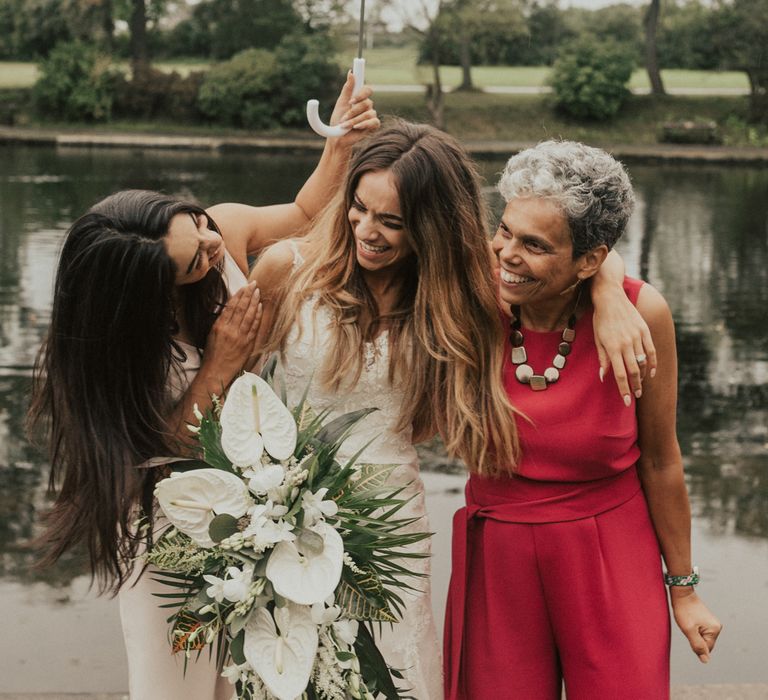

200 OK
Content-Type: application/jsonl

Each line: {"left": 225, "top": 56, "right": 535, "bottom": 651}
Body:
{"left": 273, "top": 243, "right": 444, "bottom": 700}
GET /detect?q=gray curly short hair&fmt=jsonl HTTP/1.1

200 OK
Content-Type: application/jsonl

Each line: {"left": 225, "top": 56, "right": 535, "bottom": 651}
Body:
{"left": 497, "top": 140, "right": 635, "bottom": 258}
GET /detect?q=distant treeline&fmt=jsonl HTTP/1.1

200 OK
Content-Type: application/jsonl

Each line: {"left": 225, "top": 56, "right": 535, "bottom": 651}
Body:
{"left": 0, "top": 0, "right": 733, "bottom": 71}
{"left": 420, "top": 1, "right": 727, "bottom": 70}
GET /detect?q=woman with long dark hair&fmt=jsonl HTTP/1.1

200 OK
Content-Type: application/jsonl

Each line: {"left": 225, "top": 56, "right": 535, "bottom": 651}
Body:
{"left": 28, "top": 76, "right": 379, "bottom": 700}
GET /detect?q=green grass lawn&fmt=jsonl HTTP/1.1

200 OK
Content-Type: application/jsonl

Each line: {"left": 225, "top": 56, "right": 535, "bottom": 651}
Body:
{"left": 0, "top": 62, "right": 38, "bottom": 87}
{"left": 0, "top": 48, "right": 750, "bottom": 91}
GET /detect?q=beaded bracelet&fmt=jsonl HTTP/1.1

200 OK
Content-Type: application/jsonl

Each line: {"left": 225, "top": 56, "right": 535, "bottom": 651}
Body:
{"left": 664, "top": 566, "right": 699, "bottom": 586}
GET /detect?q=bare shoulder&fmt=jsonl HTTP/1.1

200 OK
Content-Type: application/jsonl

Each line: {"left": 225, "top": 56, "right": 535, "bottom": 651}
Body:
{"left": 249, "top": 239, "right": 302, "bottom": 295}
{"left": 636, "top": 282, "right": 673, "bottom": 331}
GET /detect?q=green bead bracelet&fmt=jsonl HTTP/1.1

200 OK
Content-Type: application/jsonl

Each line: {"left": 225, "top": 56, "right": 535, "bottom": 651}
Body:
{"left": 664, "top": 566, "right": 699, "bottom": 586}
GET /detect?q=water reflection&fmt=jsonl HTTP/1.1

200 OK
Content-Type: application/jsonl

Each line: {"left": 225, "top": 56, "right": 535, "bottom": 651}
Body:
{"left": 0, "top": 146, "right": 766, "bottom": 594}
{"left": 622, "top": 165, "right": 768, "bottom": 541}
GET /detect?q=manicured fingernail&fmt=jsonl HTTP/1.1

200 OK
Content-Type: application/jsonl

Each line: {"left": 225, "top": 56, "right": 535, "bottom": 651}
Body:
{"left": 634, "top": 389, "right": 642, "bottom": 398}
{"left": 623, "top": 394, "right": 631, "bottom": 407}
{"left": 650, "top": 368, "right": 657, "bottom": 378}
{"left": 598, "top": 367, "right": 605, "bottom": 382}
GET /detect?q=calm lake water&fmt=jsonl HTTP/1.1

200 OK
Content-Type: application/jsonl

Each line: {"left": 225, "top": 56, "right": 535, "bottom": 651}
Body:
{"left": 0, "top": 144, "right": 766, "bottom": 693}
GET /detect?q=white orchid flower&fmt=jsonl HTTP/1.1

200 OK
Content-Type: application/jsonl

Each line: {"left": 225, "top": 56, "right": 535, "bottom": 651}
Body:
{"left": 244, "top": 516, "right": 296, "bottom": 551}
{"left": 244, "top": 463, "right": 285, "bottom": 495}
{"left": 332, "top": 618, "right": 359, "bottom": 648}
{"left": 301, "top": 488, "right": 339, "bottom": 527}
{"left": 244, "top": 603, "right": 318, "bottom": 700}
{"left": 204, "top": 564, "right": 254, "bottom": 604}
{"left": 154, "top": 469, "right": 252, "bottom": 548}
{"left": 220, "top": 373, "right": 297, "bottom": 467}
{"left": 266, "top": 522, "right": 344, "bottom": 605}
{"left": 221, "top": 662, "right": 249, "bottom": 685}
{"left": 310, "top": 597, "right": 341, "bottom": 626}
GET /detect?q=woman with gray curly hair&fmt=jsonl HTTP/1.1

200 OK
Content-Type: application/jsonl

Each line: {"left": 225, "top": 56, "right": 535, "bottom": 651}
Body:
{"left": 444, "top": 140, "right": 721, "bottom": 699}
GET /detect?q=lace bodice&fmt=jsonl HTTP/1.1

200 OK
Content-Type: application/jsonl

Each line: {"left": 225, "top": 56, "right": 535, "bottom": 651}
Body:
{"left": 273, "top": 241, "right": 418, "bottom": 467}
{"left": 275, "top": 297, "right": 418, "bottom": 467}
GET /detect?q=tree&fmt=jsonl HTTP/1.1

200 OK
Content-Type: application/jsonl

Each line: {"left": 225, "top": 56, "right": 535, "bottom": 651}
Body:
{"left": 714, "top": 0, "right": 768, "bottom": 122}
{"left": 178, "top": 0, "right": 301, "bottom": 60}
{"left": 401, "top": 0, "right": 447, "bottom": 128}
{"left": 128, "top": 0, "right": 149, "bottom": 78}
{"left": 643, "top": 0, "right": 666, "bottom": 95}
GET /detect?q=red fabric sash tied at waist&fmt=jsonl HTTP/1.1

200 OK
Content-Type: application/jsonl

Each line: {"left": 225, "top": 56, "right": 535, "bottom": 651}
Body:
{"left": 443, "top": 466, "right": 642, "bottom": 700}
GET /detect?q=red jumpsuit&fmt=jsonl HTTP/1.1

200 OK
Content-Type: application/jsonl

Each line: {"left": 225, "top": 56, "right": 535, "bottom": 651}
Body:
{"left": 444, "top": 278, "right": 671, "bottom": 699}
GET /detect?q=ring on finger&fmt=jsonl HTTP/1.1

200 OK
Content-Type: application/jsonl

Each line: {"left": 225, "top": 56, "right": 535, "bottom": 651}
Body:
{"left": 635, "top": 353, "right": 647, "bottom": 363}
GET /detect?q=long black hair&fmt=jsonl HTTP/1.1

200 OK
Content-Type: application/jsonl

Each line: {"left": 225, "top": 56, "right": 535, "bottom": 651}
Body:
{"left": 28, "top": 190, "right": 228, "bottom": 592}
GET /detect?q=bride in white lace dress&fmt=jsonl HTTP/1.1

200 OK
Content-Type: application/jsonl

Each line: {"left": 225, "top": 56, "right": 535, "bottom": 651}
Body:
{"left": 251, "top": 121, "right": 520, "bottom": 700}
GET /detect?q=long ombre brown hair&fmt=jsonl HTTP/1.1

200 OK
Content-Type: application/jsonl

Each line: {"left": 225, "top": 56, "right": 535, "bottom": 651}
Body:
{"left": 28, "top": 190, "right": 228, "bottom": 592}
{"left": 266, "top": 121, "right": 520, "bottom": 473}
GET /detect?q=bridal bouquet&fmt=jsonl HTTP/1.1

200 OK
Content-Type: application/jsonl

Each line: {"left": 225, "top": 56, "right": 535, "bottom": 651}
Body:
{"left": 145, "top": 365, "right": 429, "bottom": 700}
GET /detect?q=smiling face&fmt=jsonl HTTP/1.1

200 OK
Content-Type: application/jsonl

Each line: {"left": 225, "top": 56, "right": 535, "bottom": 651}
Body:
{"left": 164, "top": 211, "right": 225, "bottom": 285}
{"left": 348, "top": 169, "right": 413, "bottom": 274}
{"left": 492, "top": 196, "right": 589, "bottom": 311}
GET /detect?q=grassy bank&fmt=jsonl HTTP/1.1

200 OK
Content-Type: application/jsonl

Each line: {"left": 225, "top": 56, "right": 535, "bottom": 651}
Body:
{"left": 376, "top": 92, "right": 765, "bottom": 147}
{"left": 2, "top": 86, "right": 765, "bottom": 148}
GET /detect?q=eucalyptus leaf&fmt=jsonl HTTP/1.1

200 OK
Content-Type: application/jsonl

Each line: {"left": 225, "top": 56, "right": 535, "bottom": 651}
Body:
{"left": 208, "top": 513, "right": 239, "bottom": 543}
{"left": 229, "top": 629, "right": 246, "bottom": 665}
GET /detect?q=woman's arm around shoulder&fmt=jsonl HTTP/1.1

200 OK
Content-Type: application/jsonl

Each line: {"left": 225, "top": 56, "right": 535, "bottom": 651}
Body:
{"left": 591, "top": 250, "right": 657, "bottom": 401}
{"left": 634, "top": 283, "right": 722, "bottom": 664}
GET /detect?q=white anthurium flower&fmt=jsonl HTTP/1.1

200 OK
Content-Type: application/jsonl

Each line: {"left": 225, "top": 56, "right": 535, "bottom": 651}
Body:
{"left": 220, "top": 372, "right": 297, "bottom": 467}
{"left": 204, "top": 564, "right": 254, "bottom": 604}
{"left": 154, "top": 469, "right": 252, "bottom": 548}
{"left": 244, "top": 463, "right": 286, "bottom": 495}
{"left": 266, "top": 522, "right": 344, "bottom": 605}
{"left": 244, "top": 603, "right": 318, "bottom": 700}
{"left": 301, "top": 488, "right": 339, "bottom": 527}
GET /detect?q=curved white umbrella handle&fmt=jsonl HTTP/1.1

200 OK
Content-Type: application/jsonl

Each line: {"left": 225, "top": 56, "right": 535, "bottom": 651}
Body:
{"left": 307, "top": 57, "right": 365, "bottom": 139}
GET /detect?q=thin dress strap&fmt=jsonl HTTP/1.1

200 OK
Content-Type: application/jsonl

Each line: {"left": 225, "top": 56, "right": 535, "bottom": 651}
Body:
{"left": 287, "top": 239, "right": 305, "bottom": 270}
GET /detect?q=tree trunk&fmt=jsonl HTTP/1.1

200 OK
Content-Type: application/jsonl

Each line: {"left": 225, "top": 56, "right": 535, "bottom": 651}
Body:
{"left": 102, "top": 0, "right": 115, "bottom": 52}
{"left": 456, "top": 24, "right": 474, "bottom": 91}
{"left": 129, "top": 0, "right": 150, "bottom": 80}
{"left": 427, "top": 50, "right": 445, "bottom": 130}
{"left": 643, "top": 0, "right": 665, "bottom": 96}
{"left": 747, "top": 69, "right": 768, "bottom": 123}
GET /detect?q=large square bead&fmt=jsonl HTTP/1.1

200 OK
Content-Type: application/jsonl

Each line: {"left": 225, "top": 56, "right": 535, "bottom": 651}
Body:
{"left": 530, "top": 375, "right": 547, "bottom": 391}
{"left": 562, "top": 328, "right": 576, "bottom": 342}
{"left": 553, "top": 354, "right": 566, "bottom": 369}
{"left": 511, "top": 346, "right": 528, "bottom": 365}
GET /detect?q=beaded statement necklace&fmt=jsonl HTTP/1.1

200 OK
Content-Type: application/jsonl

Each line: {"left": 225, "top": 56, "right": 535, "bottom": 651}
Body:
{"left": 509, "top": 289, "right": 582, "bottom": 391}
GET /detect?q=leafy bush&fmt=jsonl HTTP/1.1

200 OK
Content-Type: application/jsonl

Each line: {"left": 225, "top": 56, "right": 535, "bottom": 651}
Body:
{"left": 197, "top": 48, "right": 277, "bottom": 129}
{"left": 32, "top": 40, "right": 120, "bottom": 121}
{"left": 114, "top": 68, "right": 205, "bottom": 121}
{"left": 550, "top": 40, "right": 635, "bottom": 121}
{"left": 198, "top": 33, "right": 342, "bottom": 130}
{"left": 270, "top": 33, "right": 345, "bottom": 126}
